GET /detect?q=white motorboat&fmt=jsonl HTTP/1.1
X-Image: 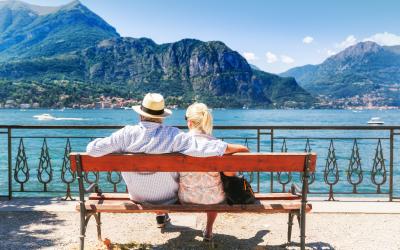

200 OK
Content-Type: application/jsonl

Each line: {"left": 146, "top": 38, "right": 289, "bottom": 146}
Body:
{"left": 367, "top": 117, "right": 384, "bottom": 125}
{"left": 33, "top": 114, "right": 56, "bottom": 120}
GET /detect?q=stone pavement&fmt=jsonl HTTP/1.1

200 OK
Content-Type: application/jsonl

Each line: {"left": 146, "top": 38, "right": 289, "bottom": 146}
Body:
{"left": 0, "top": 197, "right": 399, "bottom": 249}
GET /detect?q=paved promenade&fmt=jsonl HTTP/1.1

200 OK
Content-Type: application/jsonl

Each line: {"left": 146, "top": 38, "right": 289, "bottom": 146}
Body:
{"left": 0, "top": 197, "right": 399, "bottom": 249}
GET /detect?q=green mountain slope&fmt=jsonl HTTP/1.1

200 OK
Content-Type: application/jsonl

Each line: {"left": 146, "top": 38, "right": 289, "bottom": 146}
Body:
{"left": 0, "top": 0, "right": 119, "bottom": 60}
{"left": 0, "top": 1, "right": 314, "bottom": 108}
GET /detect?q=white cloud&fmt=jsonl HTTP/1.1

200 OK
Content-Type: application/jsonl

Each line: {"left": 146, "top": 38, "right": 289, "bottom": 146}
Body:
{"left": 280, "top": 55, "right": 295, "bottom": 64}
{"left": 336, "top": 35, "right": 357, "bottom": 50}
{"left": 265, "top": 52, "right": 278, "bottom": 63}
{"left": 326, "top": 49, "right": 336, "bottom": 56}
{"left": 302, "top": 36, "right": 314, "bottom": 44}
{"left": 363, "top": 32, "right": 400, "bottom": 46}
{"left": 242, "top": 52, "right": 257, "bottom": 61}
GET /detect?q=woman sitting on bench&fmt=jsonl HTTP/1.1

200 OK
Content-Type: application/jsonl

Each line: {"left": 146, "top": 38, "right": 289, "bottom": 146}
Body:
{"left": 179, "top": 103, "right": 248, "bottom": 241}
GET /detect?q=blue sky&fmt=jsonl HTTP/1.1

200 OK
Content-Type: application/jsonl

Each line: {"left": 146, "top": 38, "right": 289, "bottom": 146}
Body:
{"left": 21, "top": 0, "right": 400, "bottom": 73}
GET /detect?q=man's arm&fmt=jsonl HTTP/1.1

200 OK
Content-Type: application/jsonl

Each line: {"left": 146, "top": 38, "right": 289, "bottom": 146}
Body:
{"left": 86, "top": 126, "right": 130, "bottom": 157}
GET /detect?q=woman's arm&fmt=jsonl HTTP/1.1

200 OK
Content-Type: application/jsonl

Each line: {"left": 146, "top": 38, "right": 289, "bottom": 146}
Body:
{"left": 224, "top": 143, "right": 249, "bottom": 155}
{"left": 223, "top": 143, "right": 250, "bottom": 176}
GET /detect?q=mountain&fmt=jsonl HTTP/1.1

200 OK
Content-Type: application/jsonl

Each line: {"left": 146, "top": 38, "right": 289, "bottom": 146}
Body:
{"left": 249, "top": 64, "right": 261, "bottom": 70}
{"left": 281, "top": 41, "right": 400, "bottom": 106}
{"left": 0, "top": 0, "right": 119, "bottom": 60}
{"left": 0, "top": 1, "right": 313, "bottom": 108}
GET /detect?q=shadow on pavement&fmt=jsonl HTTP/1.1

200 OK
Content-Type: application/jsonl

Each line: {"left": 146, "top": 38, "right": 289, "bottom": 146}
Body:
{"left": 0, "top": 209, "right": 65, "bottom": 249}
{"left": 114, "top": 222, "right": 335, "bottom": 250}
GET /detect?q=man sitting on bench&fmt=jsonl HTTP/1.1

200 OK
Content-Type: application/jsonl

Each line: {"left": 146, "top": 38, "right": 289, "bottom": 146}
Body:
{"left": 86, "top": 93, "right": 249, "bottom": 228}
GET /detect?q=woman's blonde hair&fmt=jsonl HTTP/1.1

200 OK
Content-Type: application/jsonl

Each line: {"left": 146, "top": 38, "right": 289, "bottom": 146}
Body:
{"left": 186, "top": 103, "right": 213, "bottom": 135}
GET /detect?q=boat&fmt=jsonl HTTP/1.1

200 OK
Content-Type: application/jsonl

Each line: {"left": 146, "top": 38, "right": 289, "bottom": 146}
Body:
{"left": 367, "top": 117, "right": 384, "bottom": 125}
{"left": 33, "top": 114, "right": 56, "bottom": 120}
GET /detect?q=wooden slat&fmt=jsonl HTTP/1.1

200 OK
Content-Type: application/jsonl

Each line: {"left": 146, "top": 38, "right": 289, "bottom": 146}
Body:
{"left": 88, "top": 192, "right": 301, "bottom": 201}
{"left": 70, "top": 152, "right": 317, "bottom": 172}
{"left": 77, "top": 199, "right": 312, "bottom": 213}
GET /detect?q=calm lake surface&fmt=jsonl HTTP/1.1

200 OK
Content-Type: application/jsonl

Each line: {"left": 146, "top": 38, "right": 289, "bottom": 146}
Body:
{"left": 0, "top": 108, "right": 399, "bottom": 198}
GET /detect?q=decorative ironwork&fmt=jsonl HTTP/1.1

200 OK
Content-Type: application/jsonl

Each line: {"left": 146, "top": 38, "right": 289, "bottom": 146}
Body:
{"left": 324, "top": 140, "right": 339, "bottom": 201}
{"left": 304, "top": 138, "right": 312, "bottom": 153}
{"left": 371, "top": 139, "right": 387, "bottom": 193}
{"left": 239, "top": 138, "right": 254, "bottom": 183}
{"left": 37, "top": 138, "right": 53, "bottom": 192}
{"left": 14, "top": 138, "right": 29, "bottom": 191}
{"left": 84, "top": 138, "right": 100, "bottom": 191}
{"left": 281, "top": 138, "right": 288, "bottom": 152}
{"left": 1, "top": 125, "right": 399, "bottom": 201}
{"left": 107, "top": 172, "right": 122, "bottom": 192}
{"left": 84, "top": 172, "right": 100, "bottom": 188}
{"left": 302, "top": 139, "right": 315, "bottom": 192}
{"left": 347, "top": 139, "right": 363, "bottom": 193}
{"left": 61, "top": 139, "right": 76, "bottom": 200}
{"left": 277, "top": 139, "right": 292, "bottom": 192}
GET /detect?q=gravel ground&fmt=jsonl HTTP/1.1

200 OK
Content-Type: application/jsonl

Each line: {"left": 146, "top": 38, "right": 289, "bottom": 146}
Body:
{"left": 0, "top": 211, "right": 399, "bottom": 250}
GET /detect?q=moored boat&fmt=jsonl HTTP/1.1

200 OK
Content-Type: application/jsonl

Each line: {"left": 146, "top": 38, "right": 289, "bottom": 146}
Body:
{"left": 367, "top": 117, "right": 384, "bottom": 125}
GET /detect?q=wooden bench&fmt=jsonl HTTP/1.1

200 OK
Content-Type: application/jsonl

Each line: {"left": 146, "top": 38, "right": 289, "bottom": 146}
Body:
{"left": 70, "top": 152, "right": 316, "bottom": 250}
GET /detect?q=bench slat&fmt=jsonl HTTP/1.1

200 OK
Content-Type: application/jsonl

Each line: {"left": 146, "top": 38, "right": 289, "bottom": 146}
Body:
{"left": 70, "top": 152, "right": 316, "bottom": 172}
{"left": 78, "top": 199, "right": 311, "bottom": 213}
{"left": 88, "top": 192, "right": 301, "bottom": 201}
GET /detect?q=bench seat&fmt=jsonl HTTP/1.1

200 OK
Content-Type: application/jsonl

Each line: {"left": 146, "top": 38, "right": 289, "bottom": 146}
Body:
{"left": 88, "top": 192, "right": 301, "bottom": 201}
{"left": 78, "top": 198, "right": 312, "bottom": 213}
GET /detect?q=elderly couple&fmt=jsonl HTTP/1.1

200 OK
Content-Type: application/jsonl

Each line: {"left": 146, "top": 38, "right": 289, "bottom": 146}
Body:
{"left": 86, "top": 93, "right": 249, "bottom": 241}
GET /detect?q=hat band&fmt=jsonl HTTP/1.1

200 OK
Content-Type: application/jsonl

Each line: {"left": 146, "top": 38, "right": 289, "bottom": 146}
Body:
{"left": 141, "top": 105, "right": 164, "bottom": 115}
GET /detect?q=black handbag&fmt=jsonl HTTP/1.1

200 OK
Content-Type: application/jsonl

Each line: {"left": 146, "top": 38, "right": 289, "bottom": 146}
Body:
{"left": 220, "top": 173, "right": 256, "bottom": 205}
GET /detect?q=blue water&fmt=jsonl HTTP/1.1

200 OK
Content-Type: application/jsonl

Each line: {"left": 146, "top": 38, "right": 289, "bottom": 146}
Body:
{"left": 0, "top": 108, "right": 399, "bottom": 198}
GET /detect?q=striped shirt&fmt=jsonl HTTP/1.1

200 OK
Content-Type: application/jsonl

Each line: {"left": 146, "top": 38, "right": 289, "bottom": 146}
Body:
{"left": 86, "top": 121, "right": 228, "bottom": 204}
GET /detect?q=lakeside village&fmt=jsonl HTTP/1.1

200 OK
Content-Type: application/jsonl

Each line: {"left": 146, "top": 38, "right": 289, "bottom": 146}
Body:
{"left": 0, "top": 94, "right": 399, "bottom": 110}
{"left": 0, "top": 96, "right": 178, "bottom": 110}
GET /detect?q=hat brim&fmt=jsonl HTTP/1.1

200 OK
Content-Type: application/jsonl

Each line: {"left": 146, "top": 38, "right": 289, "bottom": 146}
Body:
{"left": 132, "top": 105, "right": 172, "bottom": 118}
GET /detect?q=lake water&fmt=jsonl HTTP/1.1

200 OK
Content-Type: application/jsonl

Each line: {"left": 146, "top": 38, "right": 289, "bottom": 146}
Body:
{"left": 0, "top": 108, "right": 399, "bottom": 198}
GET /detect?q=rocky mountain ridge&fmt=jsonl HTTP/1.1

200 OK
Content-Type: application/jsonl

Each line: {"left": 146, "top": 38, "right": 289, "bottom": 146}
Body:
{"left": 0, "top": 1, "right": 313, "bottom": 108}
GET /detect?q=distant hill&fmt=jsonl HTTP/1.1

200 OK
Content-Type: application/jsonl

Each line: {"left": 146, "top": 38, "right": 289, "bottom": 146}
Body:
{"left": 0, "top": 1, "right": 314, "bottom": 108}
{"left": 0, "top": 0, "right": 119, "bottom": 60}
{"left": 281, "top": 41, "right": 400, "bottom": 106}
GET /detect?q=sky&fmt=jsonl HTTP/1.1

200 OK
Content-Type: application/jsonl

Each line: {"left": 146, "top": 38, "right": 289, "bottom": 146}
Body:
{"left": 19, "top": 0, "right": 400, "bottom": 73}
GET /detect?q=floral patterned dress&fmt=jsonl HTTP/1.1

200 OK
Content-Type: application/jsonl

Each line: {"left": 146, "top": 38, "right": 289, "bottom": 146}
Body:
{"left": 178, "top": 133, "right": 226, "bottom": 205}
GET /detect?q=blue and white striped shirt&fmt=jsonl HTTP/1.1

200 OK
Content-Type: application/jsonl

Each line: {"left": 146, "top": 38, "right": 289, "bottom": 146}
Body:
{"left": 86, "top": 121, "right": 228, "bottom": 204}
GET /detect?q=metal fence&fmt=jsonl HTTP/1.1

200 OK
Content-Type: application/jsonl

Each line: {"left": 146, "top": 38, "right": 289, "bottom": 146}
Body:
{"left": 0, "top": 125, "right": 399, "bottom": 201}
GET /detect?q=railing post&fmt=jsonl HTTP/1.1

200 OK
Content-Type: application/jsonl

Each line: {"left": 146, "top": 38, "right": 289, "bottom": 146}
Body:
{"left": 270, "top": 128, "right": 274, "bottom": 193}
{"left": 8, "top": 127, "right": 12, "bottom": 200}
{"left": 389, "top": 129, "right": 394, "bottom": 201}
{"left": 257, "top": 129, "right": 261, "bottom": 192}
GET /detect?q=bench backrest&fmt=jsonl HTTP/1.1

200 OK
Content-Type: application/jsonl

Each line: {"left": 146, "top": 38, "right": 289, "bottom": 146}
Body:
{"left": 70, "top": 152, "right": 316, "bottom": 172}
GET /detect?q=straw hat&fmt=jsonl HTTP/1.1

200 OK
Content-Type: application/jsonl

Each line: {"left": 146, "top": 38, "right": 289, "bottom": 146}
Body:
{"left": 132, "top": 93, "right": 172, "bottom": 118}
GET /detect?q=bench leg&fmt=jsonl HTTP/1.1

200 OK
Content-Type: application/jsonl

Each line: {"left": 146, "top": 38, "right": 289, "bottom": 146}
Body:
{"left": 79, "top": 210, "right": 86, "bottom": 250}
{"left": 300, "top": 209, "right": 306, "bottom": 250}
{"left": 94, "top": 213, "right": 102, "bottom": 241}
{"left": 287, "top": 212, "right": 294, "bottom": 242}
{"left": 80, "top": 213, "right": 97, "bottom": 250}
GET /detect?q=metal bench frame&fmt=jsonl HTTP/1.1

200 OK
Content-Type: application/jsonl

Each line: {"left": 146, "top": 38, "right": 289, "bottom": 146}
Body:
{"left": 71, "top": 152, "right": 315, "bottom": 250}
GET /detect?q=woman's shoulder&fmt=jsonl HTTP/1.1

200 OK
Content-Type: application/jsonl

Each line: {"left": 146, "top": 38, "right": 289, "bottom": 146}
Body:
{"left": 191, "top": 132, "right": 216, "bottom": 141}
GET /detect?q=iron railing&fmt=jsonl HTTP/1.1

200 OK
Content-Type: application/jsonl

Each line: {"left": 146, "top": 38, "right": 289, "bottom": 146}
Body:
{"left": 0, "top": 125, "right": 399, "bottom": 201}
